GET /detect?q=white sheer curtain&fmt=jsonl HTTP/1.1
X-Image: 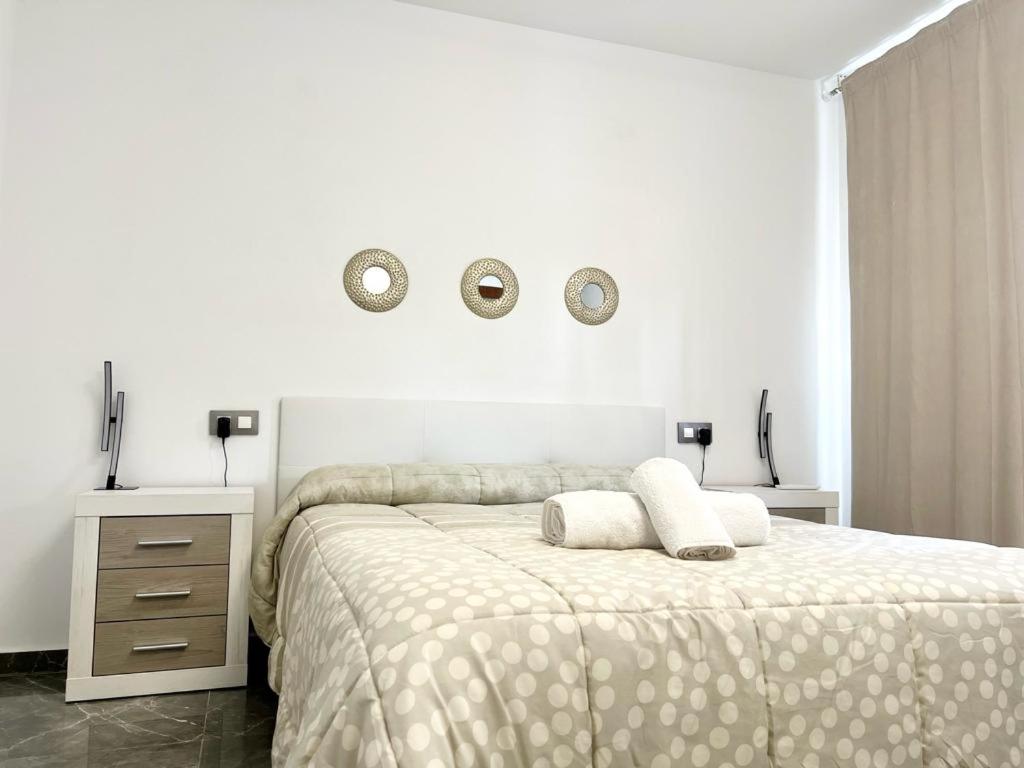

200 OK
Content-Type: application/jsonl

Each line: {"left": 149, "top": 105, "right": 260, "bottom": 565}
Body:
{"left": 817, "top": 93, "right": 851, "bottom": 527}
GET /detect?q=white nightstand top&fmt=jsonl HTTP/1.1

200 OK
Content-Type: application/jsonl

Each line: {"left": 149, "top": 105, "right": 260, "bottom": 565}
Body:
{"left": 705, "top": 485, "right": 839, "bottom": 509}
{"left": 76, "top": 486, "right": 254, "bottom": 517}
{"left": 79, "top": 486, "right": 254, "bottom": 498}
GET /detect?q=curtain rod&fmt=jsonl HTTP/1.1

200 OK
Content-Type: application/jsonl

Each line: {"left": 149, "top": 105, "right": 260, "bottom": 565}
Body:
{"left": 823, "top": 75, "right": 845, "bottom": 101}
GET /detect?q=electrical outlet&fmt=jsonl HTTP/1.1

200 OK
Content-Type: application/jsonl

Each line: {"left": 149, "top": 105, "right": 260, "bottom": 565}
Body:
{"left": 208, "top": 410, "right": 259, "bottom": 436}
{"left": 677, "top": 421, "right": 712, "bottom": 444}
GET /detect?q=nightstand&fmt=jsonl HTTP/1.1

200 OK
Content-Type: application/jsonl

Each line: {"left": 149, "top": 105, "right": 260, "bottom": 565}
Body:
{"left": 66, "top": 487, "right": 254, "bottom": 702}
{"left": 706, "top": 486, "right": 840, "bottom": 525}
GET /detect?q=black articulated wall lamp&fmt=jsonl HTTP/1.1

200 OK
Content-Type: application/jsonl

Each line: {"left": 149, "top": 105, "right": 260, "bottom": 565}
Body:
{"left": 97, "top": 361, "right": 136, "bottom": 491}
{"left": 758, "top": 389, "right": 781, "bottom": 488}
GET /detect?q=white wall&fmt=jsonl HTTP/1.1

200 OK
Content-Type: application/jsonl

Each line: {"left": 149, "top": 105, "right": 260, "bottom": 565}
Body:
{"left": 0, "top": 0, "right": 819, "bottom": 651}
{"left": 0, "top": 0, "right": 13, "bottom": 200}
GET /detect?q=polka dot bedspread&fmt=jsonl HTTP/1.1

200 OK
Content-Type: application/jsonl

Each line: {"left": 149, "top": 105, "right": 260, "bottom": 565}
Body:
{"left": 252, "top": 465, "right": 1024, "bottom": 768}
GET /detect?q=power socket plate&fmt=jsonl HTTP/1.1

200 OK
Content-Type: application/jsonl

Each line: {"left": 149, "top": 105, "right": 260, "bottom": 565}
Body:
{"left": 209, "top": 410, "right": 260, "bottom": 436}
{"left": 677, "top": 421, "right": 712, "bottom": 444}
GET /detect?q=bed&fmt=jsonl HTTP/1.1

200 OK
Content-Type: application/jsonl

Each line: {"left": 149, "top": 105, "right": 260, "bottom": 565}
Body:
{"left": 251, "top": 399, "right": 1024, "bottom": 768}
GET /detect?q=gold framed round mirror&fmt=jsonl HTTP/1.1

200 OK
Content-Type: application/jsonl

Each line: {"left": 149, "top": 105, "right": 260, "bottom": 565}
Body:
{"left": 564, "top": 267, "right": 618, "bottom": 325}
{"left": 361, "top": 266, "right": 391, "bottom": 295}
{"left": 461, "top": 258, "right": 519, "bottom": 319}
{"left": 343, "top": 249, "right": 409, "bottom": 312}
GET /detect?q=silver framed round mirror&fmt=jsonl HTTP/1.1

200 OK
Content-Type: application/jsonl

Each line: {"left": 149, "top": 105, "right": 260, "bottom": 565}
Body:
{"left": 564, "top": 267, "right": 618, "bottom": 325}
{"left": 343, "top": 249, "right": 409, "bottom": 312}
{"left": 461, "top": 258, "right": 519, "bottom": 319}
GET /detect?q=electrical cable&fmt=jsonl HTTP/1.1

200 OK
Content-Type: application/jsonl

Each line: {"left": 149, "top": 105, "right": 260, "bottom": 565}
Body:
{"left": 221, "top": 437, "right": 228, "bottom": 487}
{"left": 699, "top": 444, "right": 707, "bottom": 486}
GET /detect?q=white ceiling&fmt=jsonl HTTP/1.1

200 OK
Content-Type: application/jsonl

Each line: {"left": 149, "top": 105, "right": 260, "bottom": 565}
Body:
{"left": 396, "top": 0, "right": 956, "bottom": 79}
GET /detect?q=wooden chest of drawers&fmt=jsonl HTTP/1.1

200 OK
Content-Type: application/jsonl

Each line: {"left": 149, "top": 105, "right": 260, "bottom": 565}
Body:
{"left": 66, "top": 488, "right": 254, "bottom": 702}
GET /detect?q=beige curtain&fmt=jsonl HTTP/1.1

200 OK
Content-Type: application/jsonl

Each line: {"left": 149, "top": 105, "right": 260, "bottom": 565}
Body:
{"left": 844, "top": 0, "right": 1024, "bottom": 545}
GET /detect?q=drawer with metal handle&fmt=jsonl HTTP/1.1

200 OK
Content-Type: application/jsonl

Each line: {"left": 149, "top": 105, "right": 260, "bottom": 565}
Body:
{"left": 92, "top": 615, "right": 227, "bottom": 676}
{"left": 98, "top": 515, "right": 230, "bottom": 569}
{"left": 95, "top": 565, "right": 229, "bottom": 622}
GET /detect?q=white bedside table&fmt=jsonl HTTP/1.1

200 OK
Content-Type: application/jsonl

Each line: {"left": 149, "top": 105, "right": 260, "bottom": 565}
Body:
{"left": 706, "top": 486, "right": 840, "bottom": 526}
{"left": 66, "top": 487, "right": 254, "bottom": 702}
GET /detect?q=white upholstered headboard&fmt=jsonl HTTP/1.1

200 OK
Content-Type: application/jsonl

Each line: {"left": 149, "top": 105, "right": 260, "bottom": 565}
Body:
{"left": 276, "top": 397, "right": 665, "bottom": 505}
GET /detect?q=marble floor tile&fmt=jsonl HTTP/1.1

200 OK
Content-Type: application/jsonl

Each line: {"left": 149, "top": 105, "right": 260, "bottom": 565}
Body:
{"left": 0, "top": 672, "right": 277, "bottom": 768}
{"left": 198, "top": 688, "right": 276, "bottom": 767}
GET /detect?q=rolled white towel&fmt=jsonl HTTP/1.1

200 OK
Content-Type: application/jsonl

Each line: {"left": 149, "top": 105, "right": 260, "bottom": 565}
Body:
{"left": 541, "top": 487, "right": 770, "bottom": 550}
{"left": 631, "top": 458, "right": 736, "bottom": 560}
{"left": 542, "top": 491, "right": 660, "bottom": 549}
{"left": 704, "top": 491, "right": 771, "bottom": 546}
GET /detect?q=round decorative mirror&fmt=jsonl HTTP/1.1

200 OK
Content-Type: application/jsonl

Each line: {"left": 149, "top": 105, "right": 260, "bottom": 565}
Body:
{"left": 477, "top": 274, "right": 504, "bottom": 300}
{"left": 461, "top": 258, "right": 519, "bottom": 319}
{"left": 361, "top": 266, "right": 392, "bottom": 295}
{"left": 343, "top": 249, "right": 408, "bottom": 312}
{"left": 580, "top": 282, "right": 605, "bottom": 309}
{"left": 565, "top": 267, "right": 618, "bottom": 325}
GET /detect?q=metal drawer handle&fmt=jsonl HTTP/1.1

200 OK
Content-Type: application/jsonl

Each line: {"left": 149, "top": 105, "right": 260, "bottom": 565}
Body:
{"left": 132, "top": 641, "right": 189, "bottom": 653}
{"left": 134, "top": 589, "right": 192, "bottom": 599}
{"left": 137, "top": 538, "right": 193, "bottom": 547}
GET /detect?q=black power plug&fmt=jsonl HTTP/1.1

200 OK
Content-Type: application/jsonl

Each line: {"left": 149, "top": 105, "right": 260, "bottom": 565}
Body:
{"left": 217, "top": 417, "right": 231, "bottom": 486}
{"left": 697, "top": 427, "right": 712, "bottom": 486}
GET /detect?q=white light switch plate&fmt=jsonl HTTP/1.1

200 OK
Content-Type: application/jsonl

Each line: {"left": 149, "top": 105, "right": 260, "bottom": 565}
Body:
{"left": 677, "top": 421, "right": 712, "bottom": 444}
